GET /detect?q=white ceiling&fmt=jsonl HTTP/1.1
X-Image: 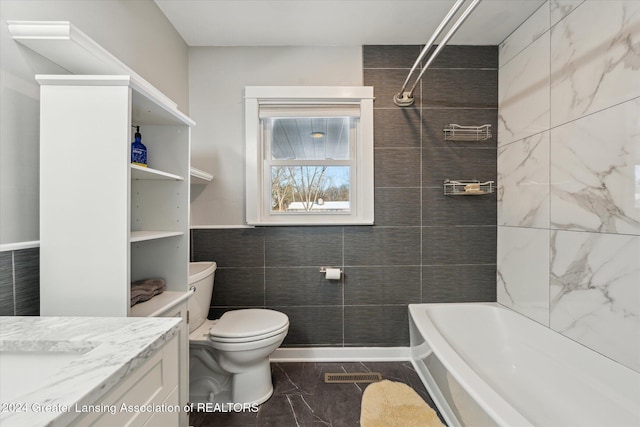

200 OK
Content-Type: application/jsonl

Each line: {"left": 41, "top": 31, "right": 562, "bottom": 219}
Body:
{"left": 154, "top": 0, "right": 545, "bottom": 47}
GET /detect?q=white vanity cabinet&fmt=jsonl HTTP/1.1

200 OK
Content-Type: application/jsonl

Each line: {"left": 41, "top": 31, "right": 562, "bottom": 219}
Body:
{"left": 131, "top": 297, "right": 191, "bottom": 427}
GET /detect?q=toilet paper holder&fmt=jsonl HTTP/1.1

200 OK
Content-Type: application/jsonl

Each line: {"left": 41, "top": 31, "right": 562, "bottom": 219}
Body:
{"left": 319, "top": 267, "right": 342, "bottom": 280}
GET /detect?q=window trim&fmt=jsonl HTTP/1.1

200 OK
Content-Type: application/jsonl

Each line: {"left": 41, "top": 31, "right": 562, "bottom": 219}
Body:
{"left": 245, "top": 86, "right": 374, "bottom": 226}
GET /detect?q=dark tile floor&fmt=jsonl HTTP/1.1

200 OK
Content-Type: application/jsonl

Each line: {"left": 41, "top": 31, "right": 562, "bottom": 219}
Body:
{"left": 189, "top": 361, "right": 446, "bottom": 426}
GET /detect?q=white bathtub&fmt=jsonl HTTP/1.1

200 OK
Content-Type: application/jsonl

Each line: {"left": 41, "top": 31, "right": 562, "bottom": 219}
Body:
{"left": 409, "top": 303, "right": 640, "bottom": 427}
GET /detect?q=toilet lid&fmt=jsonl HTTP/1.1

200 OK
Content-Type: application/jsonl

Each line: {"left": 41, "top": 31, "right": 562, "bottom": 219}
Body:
{"left": 208, "top": 309, "right": 289, "bottom": 340}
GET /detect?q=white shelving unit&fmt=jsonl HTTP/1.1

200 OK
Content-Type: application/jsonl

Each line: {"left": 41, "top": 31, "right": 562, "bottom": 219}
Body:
{"left": 37, "top": 74, "right": 193, "bottom": 317}
{"left": 6, "top": 20, "right": 197, "bottom": 317}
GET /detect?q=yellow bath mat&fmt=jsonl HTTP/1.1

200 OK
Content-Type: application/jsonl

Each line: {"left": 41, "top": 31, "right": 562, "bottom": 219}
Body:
{"left": 360, "top": 380, "right": 445, "bottom": 427}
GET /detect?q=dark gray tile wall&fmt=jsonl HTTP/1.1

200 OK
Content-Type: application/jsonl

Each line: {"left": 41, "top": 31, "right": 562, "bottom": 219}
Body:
{"left": 0, "top": 252, "right": 14, "bottom": 315}
{"left": 191, "top": 44, "right": 497, "bottom": 347}
{"left": 0, "top": 248, "right": 40, "bottom": 316}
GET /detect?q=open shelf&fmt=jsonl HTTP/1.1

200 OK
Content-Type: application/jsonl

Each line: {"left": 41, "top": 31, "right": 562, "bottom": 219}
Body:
{"left": 131, "top": 164, "right": 184, "bottom": 181}
{"left": 130, "top": 230, "right": 184, "bottom": 243}
{"left": 190, "top": 166, "right": 213, "bottom": 184}
{"left": 129, "top": 290, "right": 192, "bottom": 317}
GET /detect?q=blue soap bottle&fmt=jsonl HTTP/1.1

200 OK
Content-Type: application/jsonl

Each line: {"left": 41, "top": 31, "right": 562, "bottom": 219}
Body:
{"left": 131, "top": 125, "right": 147, "bottom": 167}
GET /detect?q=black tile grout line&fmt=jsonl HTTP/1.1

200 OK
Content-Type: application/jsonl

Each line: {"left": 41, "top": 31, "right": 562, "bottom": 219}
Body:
{"left": 11, "top": 251, "right": 16, "bottom": 315}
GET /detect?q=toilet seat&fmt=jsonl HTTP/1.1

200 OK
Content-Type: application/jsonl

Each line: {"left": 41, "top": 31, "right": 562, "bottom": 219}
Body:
{"left": 210, "top": 323, "right": 289, "bottom": 343}
{"left": 209, "top": 309, "right": 289, "bottom": 343}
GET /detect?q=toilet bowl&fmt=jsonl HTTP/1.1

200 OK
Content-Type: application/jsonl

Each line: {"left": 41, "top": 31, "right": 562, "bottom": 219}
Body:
{"left": 188, "top": 262, "right": 288, "bottom": 405}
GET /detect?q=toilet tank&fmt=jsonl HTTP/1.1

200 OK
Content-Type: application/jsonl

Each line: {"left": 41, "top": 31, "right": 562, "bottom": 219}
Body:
{"left": 188, "top": 262, "right": 217, "bottom": 334}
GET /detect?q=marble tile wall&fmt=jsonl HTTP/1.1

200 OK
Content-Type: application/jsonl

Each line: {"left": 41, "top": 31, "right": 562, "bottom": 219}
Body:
{"left": 192, "top": 44, "right": 498, "bottom": 348}
{"left": 497, "top": 0, "right": 640, "bottom": 373}
{"left": 0, "top": 248, "right": 40, "bottom": 316}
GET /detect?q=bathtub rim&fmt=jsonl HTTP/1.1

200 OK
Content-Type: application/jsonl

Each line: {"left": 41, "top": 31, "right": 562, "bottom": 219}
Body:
{"left": 409, "top": 302, "right": 534, "bottom": 427}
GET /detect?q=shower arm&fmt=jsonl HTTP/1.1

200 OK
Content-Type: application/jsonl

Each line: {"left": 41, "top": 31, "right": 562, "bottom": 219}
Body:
{"left": 393, "top": 0, "right": 482, "bottom": 107}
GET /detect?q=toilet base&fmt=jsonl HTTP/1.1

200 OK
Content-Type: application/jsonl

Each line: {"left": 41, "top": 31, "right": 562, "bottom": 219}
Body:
{"left": 230, "top": 358, "right": 273, "bottom": 405}
{"left": 189, "top": 375, "right": 231, "bottom": 405}
{"left": 189, "top": 345, "right": 275, "bottom": 406}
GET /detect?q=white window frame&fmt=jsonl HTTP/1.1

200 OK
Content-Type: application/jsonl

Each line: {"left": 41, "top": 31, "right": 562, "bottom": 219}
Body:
{"left": 245, "top": 86, "right": 374, "bottom": 225}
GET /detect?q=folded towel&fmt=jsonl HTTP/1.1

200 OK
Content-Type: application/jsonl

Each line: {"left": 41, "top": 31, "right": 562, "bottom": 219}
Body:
{"left": 130, "top": 278, "right": 166, "bottom": 306}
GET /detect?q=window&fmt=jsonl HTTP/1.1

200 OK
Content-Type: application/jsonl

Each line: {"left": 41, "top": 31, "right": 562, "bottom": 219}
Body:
{"left": 245, "top": 86, "right": 374, "bottom": 225}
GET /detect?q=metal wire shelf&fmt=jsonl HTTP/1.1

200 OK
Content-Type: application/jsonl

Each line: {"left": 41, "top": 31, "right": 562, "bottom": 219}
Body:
{"left": 443, "top": 124, "right": 492, "bottom": 141}
{"left": 444, "top": 179, "right": 495, "bottom": 196}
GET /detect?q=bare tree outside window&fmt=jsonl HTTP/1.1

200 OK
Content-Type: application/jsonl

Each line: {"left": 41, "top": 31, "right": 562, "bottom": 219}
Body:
{"left": 287, "top": 165, "right": 328, "bottom": 211}
{"left": 271, "top": 165, "right": 350, "bottom": 212}
{"left": 271, "top": 166, "right": 292, "bottom": 212}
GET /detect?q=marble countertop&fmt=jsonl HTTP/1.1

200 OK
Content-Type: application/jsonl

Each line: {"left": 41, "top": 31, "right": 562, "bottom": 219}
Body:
{"left": 0, "top": 316, "right": 182, "bottom": 427}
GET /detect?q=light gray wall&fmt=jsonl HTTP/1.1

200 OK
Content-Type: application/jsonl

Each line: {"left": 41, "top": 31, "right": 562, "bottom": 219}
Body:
{"left": 188, "top": 46, "right": 363, "bottom": 226}
{"left": 0, "top": 0, "right": 189, "bottom": 245}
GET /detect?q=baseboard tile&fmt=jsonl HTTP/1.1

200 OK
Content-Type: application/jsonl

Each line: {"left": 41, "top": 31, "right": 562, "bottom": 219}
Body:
{"left": 271, "top": 346, "right": 410, "bottom": 362}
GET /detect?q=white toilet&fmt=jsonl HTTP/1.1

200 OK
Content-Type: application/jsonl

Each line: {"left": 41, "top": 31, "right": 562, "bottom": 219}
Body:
{"left": 188, "top": 262, "right": 289, "bottom": 405}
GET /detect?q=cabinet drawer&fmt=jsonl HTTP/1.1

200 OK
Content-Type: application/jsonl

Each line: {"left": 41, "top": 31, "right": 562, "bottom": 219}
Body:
{"left": 142, "top": 386, "right": 179, "bottom": 427}
{"left": 74, "top": 336, "right": 179, "bottom": 426}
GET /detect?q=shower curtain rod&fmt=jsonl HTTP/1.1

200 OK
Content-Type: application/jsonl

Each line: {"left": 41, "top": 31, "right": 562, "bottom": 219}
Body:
{"left": 393, "top": 0, "right": 482, "bottom": 107}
